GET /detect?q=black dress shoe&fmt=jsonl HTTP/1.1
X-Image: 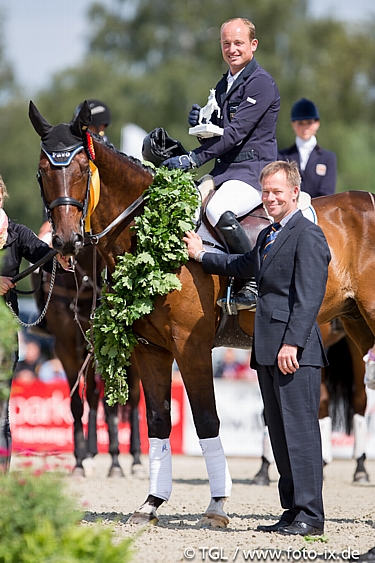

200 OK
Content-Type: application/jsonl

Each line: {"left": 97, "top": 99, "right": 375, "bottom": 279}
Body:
{"left": 278, "top": 521, "right": 324, "bottom": 536}
{"left": 257, "top": 519, "right": 291, "bottom": 533}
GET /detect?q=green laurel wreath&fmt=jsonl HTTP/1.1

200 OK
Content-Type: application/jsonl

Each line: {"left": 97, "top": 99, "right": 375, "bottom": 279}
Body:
{"left": 92, "top": 167, "right": 200, "bottom": 406}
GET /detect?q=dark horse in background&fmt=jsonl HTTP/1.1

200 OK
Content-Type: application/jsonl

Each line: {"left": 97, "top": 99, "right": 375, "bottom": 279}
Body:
{"left": 32, "top": 235, "right": 144, "bottom": 478}
{"left": 29, "top": 100, "right": 375, "bottom": 527}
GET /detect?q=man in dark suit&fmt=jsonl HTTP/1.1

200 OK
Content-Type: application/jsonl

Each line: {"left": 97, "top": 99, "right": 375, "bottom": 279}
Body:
{"left": 278, "top": 98, "right": 336, "bottom": 198}
{"left": 184, "top": 160, "right": 331, "bottom": 536}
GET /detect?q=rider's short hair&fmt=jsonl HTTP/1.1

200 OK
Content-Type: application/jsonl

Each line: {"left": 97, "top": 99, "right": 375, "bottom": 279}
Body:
{"left": 220, "top": 18, "right": 256, "bottom": 41}
{"left": 260, "top": 161, "right": 301, "bottom": 190}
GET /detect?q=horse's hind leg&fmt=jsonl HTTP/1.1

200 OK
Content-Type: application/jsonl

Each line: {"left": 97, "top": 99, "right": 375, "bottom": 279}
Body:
{"left": 127, "top": 364, "right": 145, "bottom": 478}
{"left": 70, "top": 388, "right": 87, "bottom": 476}
{"left": 103, "top": 400, "right": 124, "bottom": 478}
{"left": 339, "top": 320, "right": 370, "bottom": 483}
{"left": 345, "top": 337, "right": 370, "bottom": 483}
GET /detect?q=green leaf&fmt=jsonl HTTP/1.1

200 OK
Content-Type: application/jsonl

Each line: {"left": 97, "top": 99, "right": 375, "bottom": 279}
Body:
{"left": 92, "top": 167, "right": 199, "bottom": 404}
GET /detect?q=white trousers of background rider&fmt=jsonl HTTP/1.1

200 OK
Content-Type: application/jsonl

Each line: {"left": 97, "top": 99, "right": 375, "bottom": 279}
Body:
{"left": 206, "top": 180, "right": 262, "bottom": 227}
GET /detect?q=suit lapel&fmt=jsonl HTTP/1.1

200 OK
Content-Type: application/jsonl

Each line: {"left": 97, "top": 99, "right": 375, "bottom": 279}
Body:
{"left": 220, "top": 58, "right": 258, "bottom": 105}
{"left": 258, "top": 211, "right": 303, "bottom": 281}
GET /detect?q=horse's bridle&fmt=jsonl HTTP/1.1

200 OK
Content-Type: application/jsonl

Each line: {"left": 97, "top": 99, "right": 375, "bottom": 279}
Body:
{"left": 37, "top": 143, "right": 91, "bottom": 237}
{"left": 37, "top": 137, "right": 146, "bottom": 245}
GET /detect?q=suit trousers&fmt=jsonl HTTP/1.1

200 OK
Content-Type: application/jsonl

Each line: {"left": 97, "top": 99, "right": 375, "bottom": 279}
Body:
{"left": 257, "top": 363, "right": 324, "bottom": 528}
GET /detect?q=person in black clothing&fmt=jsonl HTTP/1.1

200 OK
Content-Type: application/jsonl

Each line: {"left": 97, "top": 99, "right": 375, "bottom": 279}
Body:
{"left": 0, "top": 174, "right": 69, "bottom": 472}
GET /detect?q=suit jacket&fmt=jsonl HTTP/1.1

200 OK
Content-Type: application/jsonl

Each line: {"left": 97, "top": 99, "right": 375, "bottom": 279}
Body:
{"left": 278, "top": 144, "right": 337, "bottom": 198}
{"left": 193, "top": 58, "right": 280, "bottom": 190}
{"left": 202, "top": 211, "right": 331, "bottom": 367}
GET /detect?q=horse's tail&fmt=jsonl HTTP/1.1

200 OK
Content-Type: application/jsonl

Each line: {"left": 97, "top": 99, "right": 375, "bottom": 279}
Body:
{"left": 325, "top": 336, "right": 354, "bottom": 435}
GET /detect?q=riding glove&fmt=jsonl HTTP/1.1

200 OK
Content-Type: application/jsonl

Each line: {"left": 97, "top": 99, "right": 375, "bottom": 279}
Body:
{"left": 188, "top": 104, "right": 201, "bottom": 127}
{"left": 162, "top": 152, "right": 199, "bottom": 171}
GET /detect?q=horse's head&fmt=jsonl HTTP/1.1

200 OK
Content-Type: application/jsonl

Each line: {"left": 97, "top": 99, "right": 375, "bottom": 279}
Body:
{"left": 29, "top": 100, "right": 93, "bottom": 256}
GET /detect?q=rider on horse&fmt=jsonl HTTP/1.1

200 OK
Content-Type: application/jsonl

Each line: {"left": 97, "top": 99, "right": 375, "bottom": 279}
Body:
{"left": 162, "top": 18, "right": 280, "bottom": 311}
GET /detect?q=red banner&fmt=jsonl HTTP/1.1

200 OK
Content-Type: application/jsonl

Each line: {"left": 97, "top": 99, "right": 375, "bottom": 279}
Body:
{"left": 9, "top": 378, "right": 184, "bottom": 455}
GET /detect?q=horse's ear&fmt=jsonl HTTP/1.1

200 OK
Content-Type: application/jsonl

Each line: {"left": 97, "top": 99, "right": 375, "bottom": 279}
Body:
{"left": 70, "top": 100, "right": 92, "bottom": 137}
{"left": 29, "top": 101, "right": 53, "bottom": 138}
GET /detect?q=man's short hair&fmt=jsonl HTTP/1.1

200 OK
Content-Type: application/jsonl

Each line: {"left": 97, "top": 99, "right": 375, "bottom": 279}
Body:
{"left": 260, "top": 160, "right": 301, "bottom": 190}
{"left": 221, "top": 18, "right": 256, "bottom": 41}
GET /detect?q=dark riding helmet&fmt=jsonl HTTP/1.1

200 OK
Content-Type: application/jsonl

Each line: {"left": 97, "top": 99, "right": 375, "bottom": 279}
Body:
{"left": 73, "top": 99, "right": 111, "bottom": 128}
{"left": 142, "top": 127, "right": 188, "bottom": 167}
{"left": 291, "top": 98, "right": 320, "bottom": 121}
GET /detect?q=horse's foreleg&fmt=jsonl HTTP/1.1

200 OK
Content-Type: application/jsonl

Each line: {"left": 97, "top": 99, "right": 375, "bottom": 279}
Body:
{"left": 179, "top": 354, "right": 231, "bottom": 528}
{"left": 127, "top": 346, "right": 173, "bottom": 525}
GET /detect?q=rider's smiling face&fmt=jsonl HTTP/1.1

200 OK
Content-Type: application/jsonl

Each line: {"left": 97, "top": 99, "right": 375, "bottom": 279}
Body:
{"left": 220, "top": 20, "right": 258, "bottom": 75}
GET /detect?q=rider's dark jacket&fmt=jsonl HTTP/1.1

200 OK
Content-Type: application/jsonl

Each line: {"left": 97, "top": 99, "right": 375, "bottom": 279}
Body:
{"left": 192, "top": 58, "right": 280, "bottom": 191}
{"left": 1, "top": 220, "right": 58, "bottom": 314}
{"left": 278, "top": 144, "right": 337, "bottom": 198}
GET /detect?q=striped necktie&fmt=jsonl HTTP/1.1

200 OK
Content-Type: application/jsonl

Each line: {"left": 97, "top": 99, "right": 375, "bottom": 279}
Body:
{"left": 261, "top": 222, "right": 281, "bottom": 261}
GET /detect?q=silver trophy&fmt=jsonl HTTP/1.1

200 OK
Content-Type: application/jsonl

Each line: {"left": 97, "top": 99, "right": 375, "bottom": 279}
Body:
{"left": 189, "top": 89, "right": 224, "bottom": 138}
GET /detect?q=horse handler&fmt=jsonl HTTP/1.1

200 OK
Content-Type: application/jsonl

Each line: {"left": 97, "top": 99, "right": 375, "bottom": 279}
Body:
{"left": 184, "top": 160, "right": 331, "bottom": 536}
{"left": 0, "top": 175, "right": 70, "bottom": 472}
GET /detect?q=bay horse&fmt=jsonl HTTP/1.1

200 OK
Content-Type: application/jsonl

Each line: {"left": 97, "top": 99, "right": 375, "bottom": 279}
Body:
{"left": 28, "top": 100, "right": 375, "bottom": 526}
{"left": 33, "top": 235, "right": 143, "bottom": 478}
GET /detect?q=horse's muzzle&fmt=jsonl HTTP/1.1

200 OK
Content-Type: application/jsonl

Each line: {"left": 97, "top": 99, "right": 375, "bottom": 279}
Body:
{"left": 53, "top": 232, "right": 84, "bottom": 257}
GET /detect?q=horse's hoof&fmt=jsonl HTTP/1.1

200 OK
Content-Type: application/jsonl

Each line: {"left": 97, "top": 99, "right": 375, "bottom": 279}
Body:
{"left": 353, "top": 471, "right": 370, "bottom": 484}
{"left": 108, "top": 465, "right": 125, "bottom": 478}
{"left": 82, "top": 457, "right": 96, "bottom": 477}
{"left": 71, "top": 466, "right": 85, "bottom": 478}
{"left": 131, "top": 463, "right": 147, "bottom": 479}
{"left": 127, "top": 503, "right": 159, "bottom": 526}
{"left": 198, "top": 498, "right": 229, "bottom": 529}
{"left": 251, "top": 474, "right": 270, "bottom": 486}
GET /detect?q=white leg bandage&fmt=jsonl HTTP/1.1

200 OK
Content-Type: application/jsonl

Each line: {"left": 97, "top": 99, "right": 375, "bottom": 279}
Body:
{"left": 199, "top": 436, "right": 232, "bottom": 498}
{"left": 319, "top": 416, "right": 333, "bottom": 464}
{"left": 353, "top": 414, "right": 367, "bottom": 460}
{"left": 263, "top": 426, "right": 274, "bottom": 464}
{"left": 148, "top": 438, "right": 172, "bottom": 501}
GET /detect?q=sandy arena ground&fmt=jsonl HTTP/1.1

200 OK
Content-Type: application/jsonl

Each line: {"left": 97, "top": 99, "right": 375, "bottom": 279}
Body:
{"left": 12, "top": 453, "right": 375, "bottom": 563}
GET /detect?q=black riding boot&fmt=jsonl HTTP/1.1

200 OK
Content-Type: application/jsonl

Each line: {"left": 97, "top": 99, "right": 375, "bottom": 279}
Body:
{"left": 215, "top": 211, "right": 257, "bottom": 311}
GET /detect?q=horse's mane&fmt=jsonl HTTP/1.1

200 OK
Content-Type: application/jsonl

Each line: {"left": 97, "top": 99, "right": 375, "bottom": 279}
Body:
{"left": 90, "top": 131, "right": 155, "bottom": 177}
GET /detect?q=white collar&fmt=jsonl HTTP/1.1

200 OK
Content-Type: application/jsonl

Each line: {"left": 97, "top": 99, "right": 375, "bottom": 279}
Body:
{"left": 226, "top": 68, "right": 245, "bottom": 92}
{"left": 295, "top": 135, "right": 317, "bottom": 151}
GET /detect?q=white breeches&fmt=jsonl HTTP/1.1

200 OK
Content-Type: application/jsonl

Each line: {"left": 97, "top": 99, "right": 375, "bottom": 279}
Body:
{"left": 148, "top": 438, "right": 173, "bottom": 501}
{"left": 199, "top": 436, "right": 232, "bottom": 498}
{"left": 353, "top": 414, "right": 367, "bottom": 460}
{"left": 319, "top": 416, "right": 333, "bottom": 465}
{"left": 206, "top": 180, "right": 262, "bottom": 227}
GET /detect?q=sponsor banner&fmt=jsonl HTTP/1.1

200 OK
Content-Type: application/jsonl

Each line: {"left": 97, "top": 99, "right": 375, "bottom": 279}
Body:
{"left": 8, "top": 378, "right": 375, "bottom": 458}
{"left": 183, "top": 379, "right": 265, "bottom": 456}
{"left": 9, "top": 378, "right": 184, "bottom": 455}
